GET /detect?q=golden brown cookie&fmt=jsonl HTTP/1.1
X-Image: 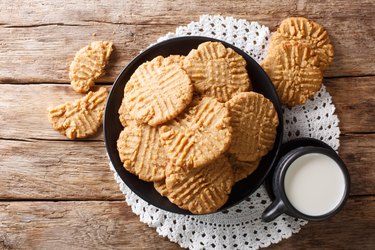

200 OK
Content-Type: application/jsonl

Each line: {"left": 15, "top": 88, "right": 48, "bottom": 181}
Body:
{"left": 124, "top": 56, "right": 193, "bottom": 126}
{"left": 154, "top": 180, "right": 168, "bottom": 197}
{"left": 48, "top": 87, "right": 108, "bottom": 139}
{"left": 117, "top": 123, "right": 167, "bottom": 182}
{"left": 226, "top": 92, "right": 279, "bottom": 162}
{"left": 228, "top": 154, "right": 260, "bottom": 182}
{"left": 262, "top": 42, "right": 323, "bottom": 106}
{"left": 69, "top": 41, "right": 113, "bottom": 93}
{"left": 165, "top": 156, "right": 234, "bottom": 214}
{"left": 270, "top": 17, "right": 334, "bottom": 70}
{"left": 162, "top": 55, "right": 185, "bottom": 67}
{"left": 118, "top": 97, "right": 138, "bottom": 127}
{"left": 183, "top": 41, "right": 251, "bottom": 102}
{"left": 160, "top": 96, "right": 232, "bottom": 169}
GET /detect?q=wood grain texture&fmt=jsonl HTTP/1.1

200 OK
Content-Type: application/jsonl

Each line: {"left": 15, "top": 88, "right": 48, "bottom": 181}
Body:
{"left": 325, "top": 76, "right": 375, "bottom": 133}
{"left": 0, "top": 201, "right": 180, "bottom": 250}
{"left": 1, "top": 1, "right": 374, "bottom": 249}
{"left": 0, "top": 0, "right": 374, "bottom": 84}
{"left": 340, "top": 134, "right": 375, "bottom": 195}
{"left": 0, "top": 197, "right": 373, "bottom": 250}
{"left": 0, "top": 85, "right": 110, "bottom": 141}
{"left": 0, "top": 139, "right": 123, "bottom": 200}
{"left": 0, "top": 77, "right": 373, "bottom": 142}
{"left": 0, "top": 134, "right": 373, "bottom": 200}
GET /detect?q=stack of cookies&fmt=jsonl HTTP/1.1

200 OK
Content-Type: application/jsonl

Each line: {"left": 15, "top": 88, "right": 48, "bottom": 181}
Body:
{"left": 261, "top": 17, "right": 334, "bottom": 107}
{"left": 117, "top": 41, "right": 279, "bottom": 214}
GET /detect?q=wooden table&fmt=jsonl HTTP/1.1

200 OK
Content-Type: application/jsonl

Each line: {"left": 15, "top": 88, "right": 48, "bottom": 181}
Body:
{"left": 1, "top": 1, "right": 374, "bottom": 249}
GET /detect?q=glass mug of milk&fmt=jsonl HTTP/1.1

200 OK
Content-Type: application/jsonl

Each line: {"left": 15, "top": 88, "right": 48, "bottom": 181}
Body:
{"left": 262, "top": 146, "right": 350, "bottom": 222}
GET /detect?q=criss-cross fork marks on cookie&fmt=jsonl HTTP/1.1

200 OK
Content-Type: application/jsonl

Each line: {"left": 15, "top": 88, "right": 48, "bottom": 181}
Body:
{"left": 124, "top": 56, "right": 193, "bottom": 126}
{"left": 270, "top": 17, "right": 334, "bottom": 71}
{"left": 117, "top": 123, "right": 167, "bottom": 182}
{"left": 160, "top": 97, "right": 232, "bottom": 169}
{"left": 48, "top": 87, "right": 108, "bottom": 139}
{"left": 165, "top": 156, "right": 234, "bottom": 214}
{"left": 69, "top": 41, "right": 113, "bottom": 93}
{"left": 183, "top": 42, "right": 251, "bottom": 102}
{"left": 262, "top": 42, "right": 323, "bottom": 107}
{"left": 227, "top": 92, "right": 279, "bottom": 162}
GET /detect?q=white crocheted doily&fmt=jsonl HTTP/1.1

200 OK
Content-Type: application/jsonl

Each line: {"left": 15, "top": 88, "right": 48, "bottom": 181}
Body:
{"left": 109, "top": 15, "right": 340, "bottom": 250}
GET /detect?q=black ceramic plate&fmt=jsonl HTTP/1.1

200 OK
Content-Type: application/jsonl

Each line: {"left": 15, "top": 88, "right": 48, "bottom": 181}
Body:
{"left": 104, "top": 36, "right": 283, "bottom": 215}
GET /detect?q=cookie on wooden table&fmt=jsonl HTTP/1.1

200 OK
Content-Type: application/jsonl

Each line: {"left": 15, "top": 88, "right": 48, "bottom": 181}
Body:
{"left": 160, "top": 96, "right": 232, "bottom": 169}
{"left": 262, "top": 42, "right": 323, "bottom": 106}
{"left": 69, "top": 41, "right": 113, "bottom": 93}
{"left": 165, "top": 156, "right": 234, "bottom": 214}
{"left": 117, "top": 123, "right": 167, "bottom": 182}
{"left": 183, "top": 41, "right": 251, "bottom": 102}
{"left": 270, "top": 17, "right": 334, "bottom": 70}
{"left": 48, "top": 87, "right": 108, "bottom": 139}
{"left": 124, "top": 56, "right": 193, "bottom": 126}
{"left": 226, "top": 92, "right": 278, "bottom": 162}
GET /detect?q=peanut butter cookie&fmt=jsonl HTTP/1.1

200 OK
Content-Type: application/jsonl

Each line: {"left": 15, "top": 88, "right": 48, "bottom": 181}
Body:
{"left": 226, "top": 92, "right": 278, "bottom": 162}
{"left": 165, "top": 156, "right": 234, "bottom": 214}
{"left": 262, "top": 42, "right": 323, "bottom": 106}
{"left": 228, "top": 154, "right": 260, "bottom": 182}
{"left": 69, "top": 41, "right": 113, "bottom": 93}
{"left": 117, "top": 123, "right": 167, "bottom": 182}
{"left": 124, "top": 56, "right": 193, "bottom": 126}
{"left": 160, "top": 97, "right": 232, "bottom": 169}
{"left": 154, "top": 180, "right": 168, "bottom": 197}
{"left": 183, "top": 42, "right": 251, "bottom": 102}
{"left": 270, "top": 17, "right": 334, "bottom": 70}
{"left": 48, "top": 87, "right": 108, "bottom": 139}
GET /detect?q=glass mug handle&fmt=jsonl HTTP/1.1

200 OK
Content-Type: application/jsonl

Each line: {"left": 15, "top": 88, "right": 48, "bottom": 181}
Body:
{"left": 262, "top": 199, "right": 286, "bottom": 222}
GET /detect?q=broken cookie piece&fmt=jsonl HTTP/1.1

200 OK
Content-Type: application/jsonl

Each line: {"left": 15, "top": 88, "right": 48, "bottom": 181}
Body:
{"left": 69, "top": 41, "right": 113, "bottom": 93}
{"left": 48, "top": 87, "right": 108, "bottom": 139}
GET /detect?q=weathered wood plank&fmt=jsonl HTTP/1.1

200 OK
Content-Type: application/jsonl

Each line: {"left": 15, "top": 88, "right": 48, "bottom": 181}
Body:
{"left": 0, "top": 139, "right": 123, "bottom": 200}
{"left": 325, "top": 76, "right": 375, "bottom": 133}
{"left": 339, "top": 134, "right": 375, "bottom": 196}
{"left": 0, "top": 197, "right": 373, "bottom": 249}
{"left": 0, "top": 24, "right": 169, "bottom": 84}
{"left": 0, "top": 134, "right": 373, "bottom": 200}
{"left": 0, "top": 77, "right": 373, "bottom": 142}
{"left": 0, "top": 0, "right": 374, "bottom": 83}
{"left": 0, "top": 201, "right": 180, "bottom": 250}
{"left": 0, "top": 84, "right": 110, "bottom": 141}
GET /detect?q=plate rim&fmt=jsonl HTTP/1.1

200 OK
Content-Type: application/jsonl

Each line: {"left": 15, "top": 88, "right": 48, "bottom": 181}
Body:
{"left": 104, "top": 35, "right": 284, "bottom": 215}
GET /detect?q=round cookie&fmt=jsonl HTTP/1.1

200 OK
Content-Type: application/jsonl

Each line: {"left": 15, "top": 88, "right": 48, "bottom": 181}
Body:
{"left": 48, "top": 87, "right": 108, "bottom": 139}
{"left": 160, "top": 96, "right": 232, "bottom": 169}
{"left": 262, "top": 42, "right": 323, "bottom": 106}
{"left": 270, "top": 17, "right": 334, "bottom": 70}
{"left": 162, "top": 55, "right": 185, "bottom": 67}
{"left": 69, "top": 41, "right": 113, "bottom": 93}
{"left": 118, "top": 97, "right": 138, "bottom": 127}
{"left": 153, "top": 180, "right": 168, "bottom": 197}
{"left": 165, "top": 156, "right": 234, "bottom": 214}
{"left": 228, "top": 154, "right": 260, "bottom": 182}
{"left": 183, "top": 41, "right": 251, "bottom": 102}
{"left": 226, "top": 92, "right": 279, "bottom": 162}
{"left": 124, "top": 56, "right": 193, "bottom": 126}
{"left": 117, "top": 123, "right": 167, "bottom": 182}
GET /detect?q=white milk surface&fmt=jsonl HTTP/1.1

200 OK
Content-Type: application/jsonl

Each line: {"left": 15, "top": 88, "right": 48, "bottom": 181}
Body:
{"left": 284, "top": 153, "right": 346, "bottom": 216}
